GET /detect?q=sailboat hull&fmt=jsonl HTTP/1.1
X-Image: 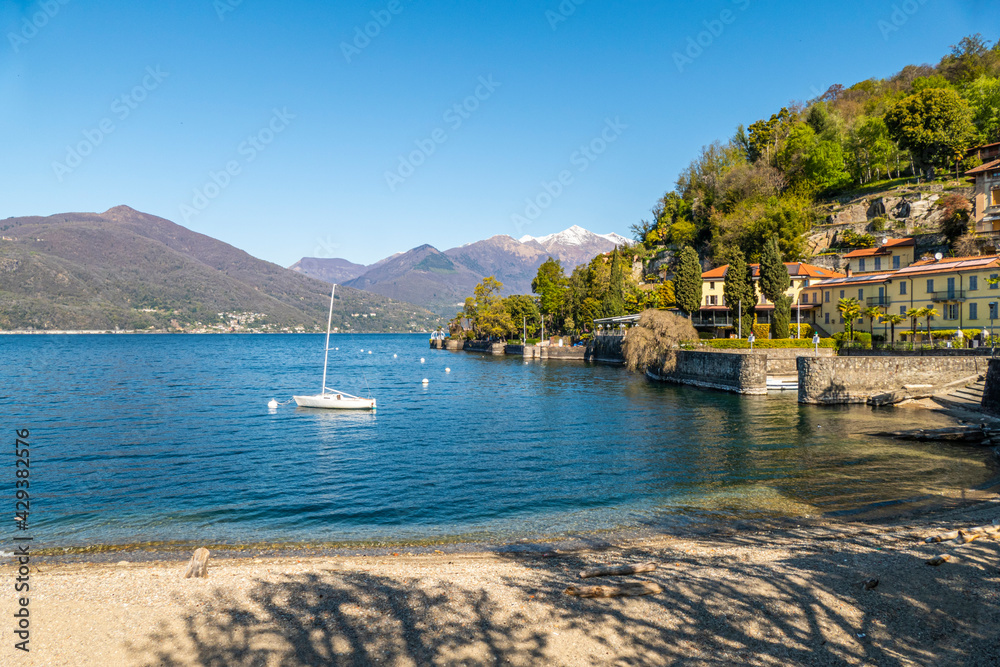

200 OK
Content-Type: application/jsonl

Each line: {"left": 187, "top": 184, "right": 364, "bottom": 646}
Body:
{"left": 293, "top": 394, "right": 376, "bottom": 410}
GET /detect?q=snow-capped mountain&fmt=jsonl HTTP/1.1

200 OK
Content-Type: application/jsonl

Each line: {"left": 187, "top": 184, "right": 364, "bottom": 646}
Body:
{"left": 519, "top": 225, "right": 629, "bottom": 248}
{"left": 291, "top": 225, "right": 630, "bottom": 315}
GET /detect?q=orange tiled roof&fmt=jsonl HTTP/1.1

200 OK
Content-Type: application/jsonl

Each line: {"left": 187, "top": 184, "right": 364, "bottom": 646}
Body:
{"left": 965, "top": 158, "right": 1000, "bottom": 176}
{"left": 895, "top": 255, "right": 1000, "bottom": 276}
{"left": 806, "top": 272, "right": 897, "bottom": 288}
{"left": 702, "top": 262, "right": 844, "bottom": 281}
{"left": 842, "top": 238, "right": 914, "bottom": 258}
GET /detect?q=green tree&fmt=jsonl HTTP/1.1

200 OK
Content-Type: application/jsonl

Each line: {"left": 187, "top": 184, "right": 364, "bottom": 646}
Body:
{"left": 917, "top": 306, "right": 940, "bottom": 339}
{"left": 471, "top": 276, "right": 514, "bottom": 340}
{"left": 883, "top": 313, "right": 905, "bottom": 344}
{"left": 722, "top": 249, "right": 754, "bottom": 337}
{"left": 502, "top": 294, "right": 540, "bottom": 339}
{"left": 884, "top": 88, "right": 977, "bottom": 176}
{"left": 863, "top": 306, "right": 882, "bottom": 335}
{"left": 837, "top": 297, "right": 862, "bottom": 341}
{"left": 674, "top": 246, "right": 703, "bottom": 316}
{"left": 772, "top": 295, "right": 792, "bottom": 339}
{"left": 759, "top": 235, "right": 791, "bottom": 338}
{"left": 758, "top": 235, "right": 790, "bottom": 301}
{"left": 531, "top": 258, "right": 567, "bottom": 330}
{"left": 963, "top": 75, "right": 1000, "bottom": 142}
{"left": 905, "top": 307, "right": 922, "bottom": 341}
{"left": 600, "top": 249, "right": 626, "bottom": 317}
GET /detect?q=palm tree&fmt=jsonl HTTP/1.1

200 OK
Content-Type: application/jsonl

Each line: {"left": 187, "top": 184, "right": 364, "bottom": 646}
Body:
{"left": 837, "top": 297, "right": 862, "bottom": 341}
{"left": 883, "top": 313, "right": 905, "bottom": 344}
{"left": 917, "top": 306, "right": 940, "bottom": 341}
{"left": 863, "top": 306, "right": 882, "bottom": 334}
{"left": 905, "top": 308, "right": 921, "bottom": 342}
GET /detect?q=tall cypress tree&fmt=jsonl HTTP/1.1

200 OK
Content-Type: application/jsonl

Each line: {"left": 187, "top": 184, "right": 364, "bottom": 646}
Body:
{"left": 759, "top": 235, "right": 791, "bottom": 338}
{"left": 723, "top": 249, "right": 755, "bottom": 338}
{"left": 601, "top": 249, "right": 626, "bottom": 317}
{"left": 674, "top": 246, "right": 703, "bottom": 316}
{"left": 772, "top": 295, "right": 791, "bottom": 339}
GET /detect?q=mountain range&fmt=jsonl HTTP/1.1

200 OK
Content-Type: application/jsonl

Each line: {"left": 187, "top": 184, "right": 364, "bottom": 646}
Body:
{"left": 0, "top": 206, "right": 441, "bottom": 332}
{"left": 290, "top": 226, "right": 629, "bottom": 315}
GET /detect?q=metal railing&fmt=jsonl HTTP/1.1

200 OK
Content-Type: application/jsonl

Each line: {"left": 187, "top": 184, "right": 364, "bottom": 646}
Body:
{"left": 865, "top": 296, "right": 891, "bottom": 307}
{"left": 691, "top": 314, "right": 734, "bottom": 328}
{"left": 930, "top": 290, "right": 966, "bottom": 301}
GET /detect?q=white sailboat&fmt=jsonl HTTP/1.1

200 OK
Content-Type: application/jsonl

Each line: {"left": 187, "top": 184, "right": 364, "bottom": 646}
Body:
{"left": 293, "top": 284, "right": 376, "bottom": 410}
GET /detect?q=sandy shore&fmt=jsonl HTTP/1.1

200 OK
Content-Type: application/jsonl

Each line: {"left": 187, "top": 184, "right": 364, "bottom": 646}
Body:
{"left": 2, "top": 498, "right": 998, "bottom": 667}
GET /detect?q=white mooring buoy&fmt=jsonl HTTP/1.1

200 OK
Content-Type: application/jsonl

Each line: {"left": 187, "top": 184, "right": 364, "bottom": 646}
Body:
{"left": 393, "top": 354, "right": 398, "bottom": 358}
{"left": 420, "top": 358, "right": 425, "bottom": 363}
{"left": 267, "top": 399, "right": 279, "bottom": 409}
{"left": 422, "top": 378, "right": 429, "bottom": 385}
{"left": 445, "top": 367, "right": 451, "bottom": 373}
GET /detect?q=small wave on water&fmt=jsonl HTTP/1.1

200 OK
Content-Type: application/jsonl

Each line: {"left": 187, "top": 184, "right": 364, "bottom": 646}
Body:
{"left": 2, "top": 333, "right": 995, "bottom": 548}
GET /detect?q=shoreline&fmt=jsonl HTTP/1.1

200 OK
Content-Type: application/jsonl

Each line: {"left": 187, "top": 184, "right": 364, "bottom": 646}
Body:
{"left": 5, "top": 496, "right": 998, "bottom": 665}
{"left": 29, "top": 476, "right": 1000, "bottom": 564}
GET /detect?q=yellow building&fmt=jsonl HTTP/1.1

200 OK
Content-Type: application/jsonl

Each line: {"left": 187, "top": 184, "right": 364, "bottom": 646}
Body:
{"left": 695, "top": 262, "right": 844, "bottom": 333}
{"left": 842, "top": 238, "right": 915, "bottom": 275}
{"left": 803, "top": 254, "right": 1000, "bottom": 337}
{"left": 966, "top": 142, "right": 1000, "bottom": 231}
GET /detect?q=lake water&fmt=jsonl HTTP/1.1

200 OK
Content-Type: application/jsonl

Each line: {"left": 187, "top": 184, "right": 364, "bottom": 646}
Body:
{"left": 3, "top": 334, "right": 996, "bottom": 549}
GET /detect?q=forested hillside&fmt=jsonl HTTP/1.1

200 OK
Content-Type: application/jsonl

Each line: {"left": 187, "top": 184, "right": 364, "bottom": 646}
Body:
{"left": 634, "top": 35, "right": 1000, "bottom": 265}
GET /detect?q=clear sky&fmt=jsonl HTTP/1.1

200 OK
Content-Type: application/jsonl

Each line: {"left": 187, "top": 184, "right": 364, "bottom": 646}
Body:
{"left": 0, "top": 0, "right": 993, "bottom": 266}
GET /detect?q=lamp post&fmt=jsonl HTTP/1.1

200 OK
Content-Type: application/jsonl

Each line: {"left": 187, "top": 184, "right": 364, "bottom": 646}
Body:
{"left": 813, "top": 332, "right": 820, "bottom": 357}
{"left": 748, "top": 332, "right": 755, "bottom": 352}
{"left": 738, "top": 300, "right": 742, "bottom": 339}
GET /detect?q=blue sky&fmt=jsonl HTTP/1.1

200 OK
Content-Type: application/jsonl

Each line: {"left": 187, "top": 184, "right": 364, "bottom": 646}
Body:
{"left": 0, "top": 0, "right": 993, "bottom": 266}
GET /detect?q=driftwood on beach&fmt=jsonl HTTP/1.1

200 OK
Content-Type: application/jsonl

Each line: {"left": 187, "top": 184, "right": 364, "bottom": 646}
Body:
{"left": 578, "top": 562, "right": 658, "bottom": 579}
{"left": 565, "top": 582, "right": 663, "bottom": 598}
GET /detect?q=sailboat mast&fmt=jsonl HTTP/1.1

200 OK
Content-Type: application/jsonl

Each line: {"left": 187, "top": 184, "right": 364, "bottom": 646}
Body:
{"left": 321, "top": 284, "right": 336, "bottom": 393}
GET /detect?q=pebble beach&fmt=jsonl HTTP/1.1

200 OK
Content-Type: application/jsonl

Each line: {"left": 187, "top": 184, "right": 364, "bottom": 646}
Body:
{"left": 3, "top": 497, "right": 999, "bottom": 666}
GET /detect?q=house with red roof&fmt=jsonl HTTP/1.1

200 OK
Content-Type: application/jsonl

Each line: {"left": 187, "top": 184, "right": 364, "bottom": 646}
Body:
{"left": 695, "top": 262, "right": 844, "bottom": 334}
{"left": 802, "top": 253, "right": 1000, "bottom": 338}
{"left": 965, "top": 142, "right": 1000, "bottom": 232}
{"left": 841, "top": 238, "right": 916, "bottom": 275}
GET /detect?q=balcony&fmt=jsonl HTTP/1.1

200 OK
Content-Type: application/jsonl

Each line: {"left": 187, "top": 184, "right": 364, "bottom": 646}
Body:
{"left": 930, "top": 290, "right": 967, "bottom": 302}
{"left": 691, "top": 313, "right": 734, "bottom": 328}
{"left": 866, "top": 296, "right": 891, "bottom": 308}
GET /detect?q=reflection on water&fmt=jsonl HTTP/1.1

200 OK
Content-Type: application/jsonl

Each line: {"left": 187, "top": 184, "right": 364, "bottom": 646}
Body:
{"left": 2, "top": 334, "right": 995, "bottom": 547}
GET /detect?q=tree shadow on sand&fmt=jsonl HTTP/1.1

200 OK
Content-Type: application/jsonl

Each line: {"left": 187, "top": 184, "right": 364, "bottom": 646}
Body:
{"left": 130, "top": 527, "right": 1000, "bottom": 666}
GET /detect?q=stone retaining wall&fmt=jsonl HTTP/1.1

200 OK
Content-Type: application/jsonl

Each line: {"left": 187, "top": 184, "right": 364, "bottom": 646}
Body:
{"left": 462, "top": 340, "right": 506, "bottom": 355}
{"left": 649, "top": 350, "right": 767, "bottom": 395}
{"left": 982, "top": 359, "right": 1000, "bottom": 416}
{"left": 798, "top": 356, "right": 988, "bottom": 404}
{"left": 763, "top": 348, "right": 835, "bottom": 374}
{"left": 586, "top": 337, "right": 624, "bottom": 363}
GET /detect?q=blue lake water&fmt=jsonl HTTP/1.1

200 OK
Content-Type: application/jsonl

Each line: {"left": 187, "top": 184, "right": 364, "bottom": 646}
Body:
{"left": 2, "top": 334, "right": 995, "bottom": 548}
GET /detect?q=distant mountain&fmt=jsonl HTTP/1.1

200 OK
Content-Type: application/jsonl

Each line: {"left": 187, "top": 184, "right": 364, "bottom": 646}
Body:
{"left": 0, "top": 206, "right": 442, "bottom": 332}
{"left": 289, "top": 257, "right": 367, "bottom": 284}
{"left": 345, "top": 244, "right": 485, "bottom": 316}
{"left": 292, "top": 226, "right": 628, "bottom": 316}
{"left": 519, "top": 225, "right": 630, "bottom": 269}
